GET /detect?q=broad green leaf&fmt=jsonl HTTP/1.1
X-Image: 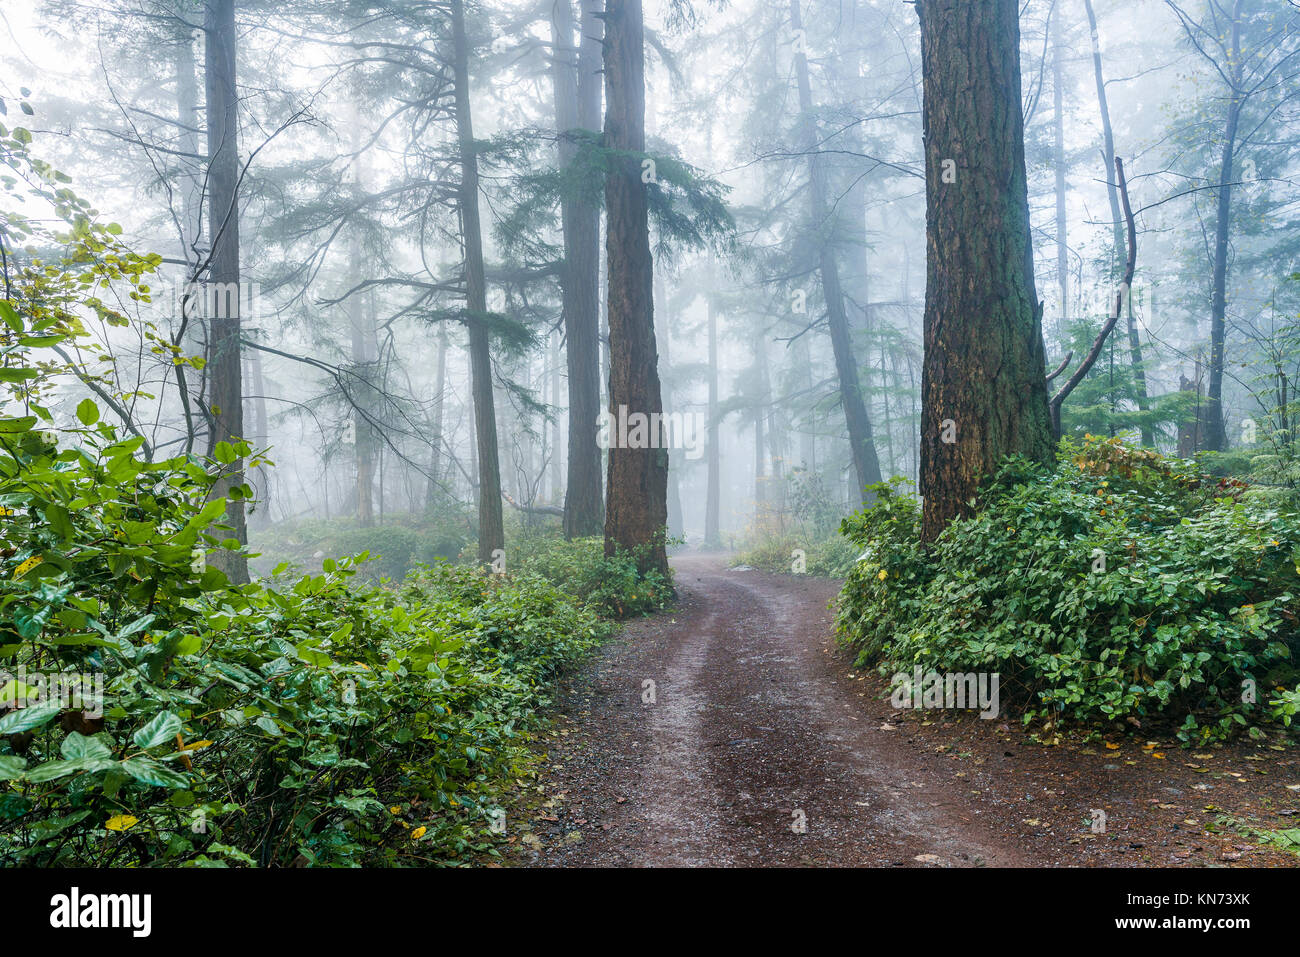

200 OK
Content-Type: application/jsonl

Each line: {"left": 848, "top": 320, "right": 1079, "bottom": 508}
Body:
{"left": 133, "top": 711, "right": 181, "bottom": 750}
{"left": 0, "top": 699, "right": 60, "bottom": 735}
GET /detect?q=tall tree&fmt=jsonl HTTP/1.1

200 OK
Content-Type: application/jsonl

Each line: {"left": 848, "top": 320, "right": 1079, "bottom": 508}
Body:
{"left": 550, "top": 0, "right": 605, "bottom": 537}
{"left": 916, "top": 0, "right": 1054, "bottom": 541}
{"left": 451, "top": 0, "right": 504, "bottom": 562}
{"left": 204, "top": 0, "right": 250, "bottom": 582}
{"left": 602, "top": 0, "right": 669, "bottom": 576}
{"left": 704, "top": 258, "right": 722, "bottom": 547}
{"left": 790, "top": 0, "right": 882, "bottom": 504}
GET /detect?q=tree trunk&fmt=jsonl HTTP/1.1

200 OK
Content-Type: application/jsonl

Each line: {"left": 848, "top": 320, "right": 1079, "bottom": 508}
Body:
{"left": 1084, "top": 0, "right": 1152, "bottom": 445}
{"left": 203, "top": 0, "right": 249, "bottom": 582}
{"left": 601, "top": 0, "right": 669, "bottom": 577}
{"left": 451, "top": 0, "right": 504, "bottom": 563}
{"left": 704, "top": 268, "right": 721, "bottom": 547}
{"left": 348, "top": 110, "right": 377, "bottom": 527}
{"left": 654, "top": 268, "right": 684, "bottom": 539}
{"left": 916, "top": 0, "right": 1055, "bottom": 542}
{"left": 551, "top": 0, "right": 605, "bottom": 537}
{"left": 1204, "top": 0, "right": 1245, "bottom": 453}
{"left": 790, "top": 0, "right": 882, "bottom": 505}
{"left": 426, "top": 321, "right": 448, "bottom": 509}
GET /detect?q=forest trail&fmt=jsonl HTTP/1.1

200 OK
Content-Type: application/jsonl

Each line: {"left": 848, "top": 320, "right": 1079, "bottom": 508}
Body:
{"left": 532, "top": 554, "right": 1036, "bottom": 867}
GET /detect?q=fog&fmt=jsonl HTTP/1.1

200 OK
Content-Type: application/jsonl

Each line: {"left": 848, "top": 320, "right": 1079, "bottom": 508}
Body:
{"left": 1, "top": 0, "right": 1295, "bottom": 573}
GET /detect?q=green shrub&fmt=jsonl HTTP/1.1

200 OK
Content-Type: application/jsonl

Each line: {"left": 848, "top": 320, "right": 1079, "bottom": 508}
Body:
{"left": 0, "top": 390, "right": 612, "bottom": 865}
{"left": 735, "top": 534, "right": 856, "bottom": 577}
{"left": 505, "top": 534, "right": 674, "bottom": 618}
{"left": 836, "top": 438, "right": 1300, "bottom": 742}
{"left": 0, "top": 145, "right": 616, "bottom": 865}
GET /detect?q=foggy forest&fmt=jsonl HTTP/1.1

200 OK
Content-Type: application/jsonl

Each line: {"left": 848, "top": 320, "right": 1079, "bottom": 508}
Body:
{"left": 1, "top": 0, "right": 1300, "bottom": 891}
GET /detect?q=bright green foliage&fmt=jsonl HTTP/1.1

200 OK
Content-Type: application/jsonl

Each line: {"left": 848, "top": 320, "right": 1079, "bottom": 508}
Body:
{"left": 0, "top": 138, "right": 629, "bottom": 866}
{"left": 836, "top": 437, "right": 1300, "bottom": 742}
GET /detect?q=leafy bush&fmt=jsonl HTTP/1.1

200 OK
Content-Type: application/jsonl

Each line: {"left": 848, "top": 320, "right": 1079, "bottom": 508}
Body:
{"left": 0, "top": 143, "right": 620, "bottom": 866}
{"left": 503, "top": 534, "right": 674, "bottom": 618}
{"left": 0, "top": 373, "right": 618, "bottom": 866}
{"left": 836, "top": 438, "right": 1300, "bottom": 742}
{"left": 734, "top": 534, "right": 856, "bottom": 577}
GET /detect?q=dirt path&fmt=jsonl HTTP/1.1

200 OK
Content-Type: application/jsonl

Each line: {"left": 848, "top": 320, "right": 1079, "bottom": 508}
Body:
{"left": 530, "top": 554, "right": 1030, "bottom": 866}
{"left": 521, "top": 554, "right": 1299, "bottom": 868}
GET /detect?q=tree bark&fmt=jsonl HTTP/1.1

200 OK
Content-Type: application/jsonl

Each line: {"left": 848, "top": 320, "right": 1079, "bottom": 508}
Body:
{"left": 451, "top": 0, "right": 504, "bottom": 563}
{"left": 916, "top": 0, "right": 1055, "bottom": 542}
{"left": 551, "top": 0, "right": 605, "bottom": 537}
{"left": 203, "top": 0, "right": 249, "bottom": 582}
{"left": 601, "top": 0, "right": 669, "bottom": 577}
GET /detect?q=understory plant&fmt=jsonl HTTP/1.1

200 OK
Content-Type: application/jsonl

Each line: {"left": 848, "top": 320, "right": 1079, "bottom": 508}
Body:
{"left": 836, "top": 437, "right": 1300, "bottom": 742}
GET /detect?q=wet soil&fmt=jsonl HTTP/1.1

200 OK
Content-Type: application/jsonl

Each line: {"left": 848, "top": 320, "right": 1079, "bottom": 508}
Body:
{"left": 513, "top": 555, "right": 1300, "bottom": 868}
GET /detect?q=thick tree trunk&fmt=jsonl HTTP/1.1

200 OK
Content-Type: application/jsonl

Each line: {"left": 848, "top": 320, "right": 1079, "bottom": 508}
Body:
{"left": 916, "top": 0, "right": 1055, "bottom": 542}
{"left": 790, "top": 0, "right": 882, "bottom": 505}
{"left": 451, "top": 0, "right": 504, "bottom": 563}
{"left": 1084, "top": 0, "right": 1152, "bottom": 446}
{"left": 551, "top": 0, "right": 605, "bottom": 537}
{"left": 601, "top": 0, "right": 669, "bottom": 577}
{"left": 203, "top": 0, "right": 249, "bottom": 582}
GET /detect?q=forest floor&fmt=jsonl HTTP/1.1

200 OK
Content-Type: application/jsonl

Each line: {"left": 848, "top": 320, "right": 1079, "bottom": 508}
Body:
{"left": 506, "top": 554, "right": 1300, "bottom": 867}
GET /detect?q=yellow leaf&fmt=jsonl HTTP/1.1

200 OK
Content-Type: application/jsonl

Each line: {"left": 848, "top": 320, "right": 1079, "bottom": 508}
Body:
{"left": 1105, "top": 742, "right": 1120, "bottom": 750}
{"left": 105, "top": 814, "right": 138, "bottom": 832}
{"left": 877, "top": 569, "right": 888, "bottom": 581}
{"left": 13, "top": 556, "right": 43, "bottom": 579}
{"left": 410, "top": 826, "right": 427, "bottom": 840}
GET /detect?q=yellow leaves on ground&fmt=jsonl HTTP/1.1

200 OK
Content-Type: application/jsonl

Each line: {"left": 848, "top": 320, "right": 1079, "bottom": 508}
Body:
{"left": 410, "top": 826, "right": 427, "bottom": 840}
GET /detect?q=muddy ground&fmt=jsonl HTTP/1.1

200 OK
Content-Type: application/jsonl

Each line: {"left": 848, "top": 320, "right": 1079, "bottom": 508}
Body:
{"left": 506, "top": 555, "right": 1300, "bottom": 867}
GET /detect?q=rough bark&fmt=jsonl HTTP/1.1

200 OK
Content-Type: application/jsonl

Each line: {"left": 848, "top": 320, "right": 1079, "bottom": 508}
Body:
{"left": 452, "top": 0, "right": 504, "bottom": 563}
{"left": 601, "top": 0, "right": 669, "bottom": 577}
{"left": 916, "top": 0, "right": 1055, "bottom": 542}
{"left": 203, "top": 0, "right": 249, "bottom": 582}
{"left": 552, "top": 0, "right": 605, "bottom": 537}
